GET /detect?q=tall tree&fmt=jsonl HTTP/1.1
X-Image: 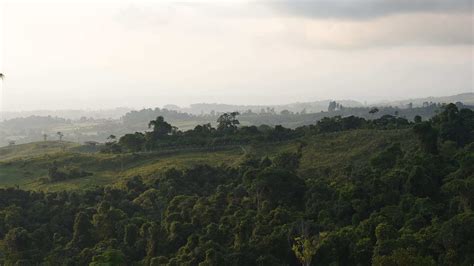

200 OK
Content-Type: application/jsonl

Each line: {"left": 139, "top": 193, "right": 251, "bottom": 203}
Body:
{"left": 69, "top": 212, "right": 93, "bottom": 249}
{"left": 413, "top": 122, "right": 438, "bottom": 154}
{"left": 148, "top": 116, "right": 172, "bottom": 137}
{"left": 328, "top": 101, "right": 337, "bottom": 112}
{"left": 217, "top": 112, "right": 240, "bottom": 132}
{"left": 56, "top": 132, "right": 64, "bottom": 141}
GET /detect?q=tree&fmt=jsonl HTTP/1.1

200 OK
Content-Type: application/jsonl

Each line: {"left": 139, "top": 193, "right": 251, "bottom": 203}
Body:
{"left": 217, "top": 112, "right": 240, "bottom": 132}
{"left": 148, "top": 116, "right": 172, "bottom": 137}
{"left": 273, "top": 151, "right": 301, "bottom": 172}
{"left": 119, "top": 132, "right": 146, "bottom": 152}
{"left": 433, "top": 104, "right": 473, "bottom": 147}
{"left": 405, "top": 166, "right": 436, "bottom": 197}
{"left": 103, "top": 134, "right": 121, "bottom": 153}
{"left": 371, "top": 143, "right": 403, "bottom": 170}
{"left": 48, "top": 161, "right": 65, "bottom": 181}
{"left": 413, "top": 122, "right": 438, "bottom": 154}
{"left": 280, "top": 109, "right": 291, "bottom": 115}
{"left": 107, "top": 134, "right": 116, "bottom": 142}
{"left": 369, "top": 107, "right": 379, "bottom": 114}
{"left": 292, "top": 232, "right": 326, "bottom": 266}
{"left": 92, "top": 202, "right": 126, "bottom": 240}
{"left": 56, "top": 131, "right": 64, "bottom": 141}
{"left": 43, "top": 133, "right": 48, "bottom": 141}
{"left": 4, "top": 227, "right": 31, "bottom": 261}
{"left": 414, "top": 115, "right": 422, "bottom": 123}
{"left": 250, "top": 168, "right": 306, "bottom": 209}
{"left": 90, "top": 249, "right": 126, "bottom": 266}
{"left": 328, "top": 101, "right": 337, "bottom": 112}
{"left": 193, "top": 123, "right": 214, "bottom": 136}
{"left": 373, "top": 223, "right": 398, "bottom": 257}
{"left": 69, "top": 212, "right": 93, "bottom": 249}
{"left": 123, "top": 223, "right": 139, "bottom": 247}
{"left": 373, "top": 248, "right": 435, "bottom": 266}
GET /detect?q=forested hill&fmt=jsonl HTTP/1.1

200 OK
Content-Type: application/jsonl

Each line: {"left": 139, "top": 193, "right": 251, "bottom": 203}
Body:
{"left": 120, "top": 102, "right": 474, "bottom": 130}
{"left": 2, "top": 101, "right": 472, "bottom": 147}
{"left": 0, "top": 104, "right": 472, "bottom": 265}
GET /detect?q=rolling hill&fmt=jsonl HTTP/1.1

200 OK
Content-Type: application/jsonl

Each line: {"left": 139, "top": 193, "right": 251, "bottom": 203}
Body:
{"left": 0, "top": 128, "right": 416, "bottom": 191}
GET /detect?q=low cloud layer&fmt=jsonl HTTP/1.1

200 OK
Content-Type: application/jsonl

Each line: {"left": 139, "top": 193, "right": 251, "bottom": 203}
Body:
{"left": 269, "top": 0, "right": 472, "bottom": 20}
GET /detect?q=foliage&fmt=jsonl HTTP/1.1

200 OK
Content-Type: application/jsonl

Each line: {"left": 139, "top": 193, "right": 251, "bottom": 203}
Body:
{"left": 0, "top": 104, "right": 472, "bottom": 265}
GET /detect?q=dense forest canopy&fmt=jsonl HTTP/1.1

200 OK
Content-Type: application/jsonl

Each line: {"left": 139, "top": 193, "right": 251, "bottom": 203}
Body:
{"left": 0, "top": 103, "right": 473, "bottom": 265}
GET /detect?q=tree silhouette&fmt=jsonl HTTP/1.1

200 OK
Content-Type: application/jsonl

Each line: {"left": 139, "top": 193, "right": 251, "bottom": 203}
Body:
{"left": 56, "top": 132, "right": 64, "bottom": 141}
{"left": 328, "top": 101, "right": 337, "bottom": 112}
{"left": 413, "top": 121, "right": 438, "bottom": 154}
{"left": 217, "top": 112, "right": 240, "bottom": 132}
{"left": 148, "top": 116, "right": 172, "bottom": 137}
{"left": 369, "top": 107, "right": 379, "bottom": 114}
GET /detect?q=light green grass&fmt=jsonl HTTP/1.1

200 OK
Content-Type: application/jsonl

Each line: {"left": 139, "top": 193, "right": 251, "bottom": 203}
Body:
{"left": 0, "top": 141, "right": 79, "bottom": 161}
{"left": 0, "top": 129, "right": 417, "bottom": 191}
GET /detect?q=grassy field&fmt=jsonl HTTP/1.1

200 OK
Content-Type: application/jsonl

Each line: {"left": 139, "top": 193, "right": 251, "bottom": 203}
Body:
{"left": 0, "top": 129, "right": 416, "bottom": 191}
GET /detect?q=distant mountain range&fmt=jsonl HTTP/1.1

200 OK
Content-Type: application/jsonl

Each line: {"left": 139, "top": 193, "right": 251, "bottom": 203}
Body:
{"left": 373, "top": 92, "right": 474, "bottom": 108}
{"left": 166, "top": 93, "right": 473, "bottom": 115}
{"left": 167, "top": 99, "right": 364, "bottom": 115}
{"left": 1, "top": 93, "right": 472, "bottom": 120}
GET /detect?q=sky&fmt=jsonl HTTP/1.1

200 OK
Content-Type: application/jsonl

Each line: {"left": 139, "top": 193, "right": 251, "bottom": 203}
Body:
{"left": 0, "top": 0, "right": 472, "bottom": 111}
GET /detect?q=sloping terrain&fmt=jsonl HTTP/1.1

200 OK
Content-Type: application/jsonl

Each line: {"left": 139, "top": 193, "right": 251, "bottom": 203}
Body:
{"left": 0, "top": 129, "right": 415, "bottom": 191}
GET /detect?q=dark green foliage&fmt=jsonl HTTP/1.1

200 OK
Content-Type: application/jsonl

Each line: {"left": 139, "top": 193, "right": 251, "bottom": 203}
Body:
{"left": 110, "top": 111, "right": 414, "bottom": 154}
{"left": 90, "top": 249, "right": 126, "bottom": 266}
{"left": 371, "top": 143, "right": 403, "bottom": 171}
{"left": 217, "top": 112, "right": 240, "bottom": 132}
{"left": 4, "top": 227, "right": 31, "bottom": 261}
{"left": 69, "top": 212, "right": 94, "bottom": 249}
{"left": 47, "top": 161, "right": 92, "bottom": 182}
{"left": 413, "top": 122, "right": 439, "bottom": 154}
{"left": 0, "top": 105, "right": 472, "bottom": 265}
{"left": 101, "top": 135, "right": 121, "bottom": 153}
{"left": 148, "top": 116, "right": 173, "bottom": 137}
{"left": 414, "top": 115, "right": 422, "bottom": 123}
{"left": 272, "top": 151, "right": 302, "bottom": 172}
{"left": 118, "top": 132, "right": 146, "bottom": 152}
{"left": 412, "top": 104, "right": 474, "bottom": 155}
{"left": 433, "top": 103, "right": 474, "bottom": 147}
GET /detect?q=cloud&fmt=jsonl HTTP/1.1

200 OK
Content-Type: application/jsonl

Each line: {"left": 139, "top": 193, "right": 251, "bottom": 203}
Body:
{"left": 293, "top": 13, "right": 474, "bottom": 48}
{"left": 268, "top": 0, "right": 472, "bottom": 20}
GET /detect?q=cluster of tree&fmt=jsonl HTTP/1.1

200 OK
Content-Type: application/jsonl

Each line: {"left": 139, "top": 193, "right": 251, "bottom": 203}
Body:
{"left": 309, "top": 114, "right": 412, "bottom": 133}
{"left": 3, "top": 102, "right": 470, "bottom": 147}
{"left": 327, "top": 101, "right": 345, "bottom": 112}
{"left": 115, "top": 112, "right": 304, "bottom": 153}
{"left": 0, "top": 104, "right": 472, "bottom": 265}
{"left": 121, "top": 108, "right": 197, "bottom": 127}
{"left": 118, "top": 103, "right": 470, "bottom": 132}
{"left": 0, "top": 115, "right": 71, "bottom": 129}
{"left": 43, "top": 161, "right": 93, "bottom": 183}
{"left": 414, "top": 103, "right": 474, "bottom": 154}
{"left": 113, "top": 111, "right": 422, "bottom": 153}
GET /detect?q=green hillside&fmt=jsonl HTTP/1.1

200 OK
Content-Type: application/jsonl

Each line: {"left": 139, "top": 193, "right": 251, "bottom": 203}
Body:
{"left": 0, "top": 141, "right": 79, "bottom": 161}
{"left": 0, "top": 129, "right": 415, "bottom": 191}
{"left": 0, "top": 104, "right": 473, "bottom": 265}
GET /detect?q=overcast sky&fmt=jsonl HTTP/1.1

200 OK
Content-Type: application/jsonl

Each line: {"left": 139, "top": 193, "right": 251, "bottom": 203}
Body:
{"left": 0, "top": 0, "right": 472, "bottom": 111}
